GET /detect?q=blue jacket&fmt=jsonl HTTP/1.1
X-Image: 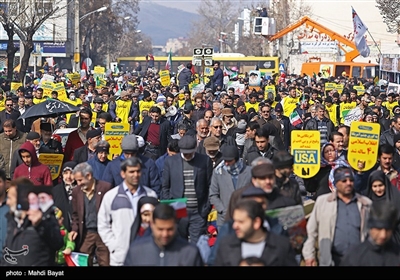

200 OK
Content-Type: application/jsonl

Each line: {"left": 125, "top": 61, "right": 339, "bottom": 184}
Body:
{"left": 102, "top": 154, "right": 161, "bottom": 197}
{"left": 0, "top": 197, "right": 9, "bottom": 258}
{"left": 87, "top": 155, "right": 110, "bottom": 181}
{"left": 155, "top": 153, "right": 168, "bottom": 179}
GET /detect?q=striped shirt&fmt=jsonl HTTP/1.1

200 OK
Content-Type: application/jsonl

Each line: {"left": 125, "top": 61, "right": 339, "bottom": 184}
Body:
{"left": 182, "top": 158, "right": 198, "bottom": 208}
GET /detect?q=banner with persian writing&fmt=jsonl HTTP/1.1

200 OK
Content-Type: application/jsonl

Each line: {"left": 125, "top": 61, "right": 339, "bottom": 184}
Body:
{"left": 347, "top": 121, "right": 380, "bottom": 171}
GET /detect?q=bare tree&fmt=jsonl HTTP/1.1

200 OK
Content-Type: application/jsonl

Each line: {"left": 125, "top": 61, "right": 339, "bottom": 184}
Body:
{"left": 0, "top": 9, "right": 18, "bottom": 80}
{"left": 186, "top": 0, "right": 244, "bottom": 53}
{"left": 79, "top": 0, "right": 141, "bottom": 68}
{"left": 376, "top": 0, "right": 400, "bottom": 34}
{"left": 0, "top": 1, "right": 64, "bottom": 82}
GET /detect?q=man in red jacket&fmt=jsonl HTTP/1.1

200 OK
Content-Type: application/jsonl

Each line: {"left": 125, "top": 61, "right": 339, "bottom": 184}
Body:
{"left": 13, "top": 141, "right": 53, "bottom": 186}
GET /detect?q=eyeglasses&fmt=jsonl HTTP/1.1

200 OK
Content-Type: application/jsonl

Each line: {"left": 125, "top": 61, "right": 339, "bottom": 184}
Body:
{"left": 213, "top": 125, "right": 223, "bottom": 129}
{"left": 262, "top": 110, "right": 270, "bottom": 113}
{"left": 6, "top": 104, "right": 13, "bottom": 107}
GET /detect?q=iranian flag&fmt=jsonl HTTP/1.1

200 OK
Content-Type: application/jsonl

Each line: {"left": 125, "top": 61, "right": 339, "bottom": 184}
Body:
{"left": 289, "top": 111, "right": 302, "bottom": 127}
{"left": 160, "top": 198, "right": 187, "bottom": 218}
{"left": 64, "top": 252, "right": 89, "bottom": 267}
{"left": 165, "top": 49, "right": 172, "bottom": 71}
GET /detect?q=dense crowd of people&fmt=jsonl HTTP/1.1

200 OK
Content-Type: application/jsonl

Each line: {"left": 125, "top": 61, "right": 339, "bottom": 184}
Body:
{"left": 0, "top": 59, "right": 400, "bottom": 266}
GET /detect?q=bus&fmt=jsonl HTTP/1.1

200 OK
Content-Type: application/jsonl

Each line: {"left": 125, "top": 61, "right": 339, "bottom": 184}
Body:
{"left": 117, "top": 55, "right": 280, "bottom": 76}
{"left": 302, "top": 61, "right": 379, "bottom": 79}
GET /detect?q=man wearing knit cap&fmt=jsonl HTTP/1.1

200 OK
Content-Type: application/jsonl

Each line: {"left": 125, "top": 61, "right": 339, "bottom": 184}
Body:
{"left": 102, "top": 134, "right": 161, "bottom": 196}
{"left": 39, "top": 122, "right": 62, "bottom": 154}
{"left": 72, "top": 128, "right": 101, "bottom": 163}
{"left": 303, "top": 166, "right": 372, "bottom": 267}
{"left": 209, "top": 145, "right": 252, "bottom": 227}
{"left": 274, "top": 102, "right": 291, "bottom": 151}
{"left": 341, "top": 201, "right": 400, "bottom": 266}
{"left": 272, "top": 150, "right": 303, "bottom": 205}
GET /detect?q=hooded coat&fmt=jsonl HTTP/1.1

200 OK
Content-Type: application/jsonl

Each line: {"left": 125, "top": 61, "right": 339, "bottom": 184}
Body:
{"left": 13, "top": 141, "right": 53, "bottom": 186}
{"left": 366, "top": 170, "right": 400, "bottom": 245}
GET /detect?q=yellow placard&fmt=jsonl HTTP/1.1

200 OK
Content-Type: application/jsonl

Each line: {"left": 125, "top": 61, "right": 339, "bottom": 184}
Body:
{"left": 159, "top": 70, "right": 170, "bottom": 87}
{"left": 94, "top": 66, "right": 106, "bottom": 74}
{"left": 104, "top": 123, "right": 130, "bottom": 160}
{"left": 10, "top": 82, "right": 22, "bottom": 93}
{"left": 53, "top": 82, "right": 67, "bottom": 101}
{"left": 325, "top": 83, "right": 336, "bottom": 92}
{"left": 66, "top": 73, "right": 81, "bottom": 85}
{"left": 347, "top": 121, "right": 380, "bottom": 172}
{"left": 38, "top": 153, "right": 64, "bottom": 180}
{"left": 291, "top": 131, "right": 321, "bottom": 179}
{"left": 335, "top": 84, "right": 344, "bottom": 93}
{"left": 41, "top": 81, "right": 55, "bottom": 97}
{"left": 353, "top": 85, "right": 365, "bottom": 95}
{"left": 264, "top": 85, "right": 276, "bottom": 100}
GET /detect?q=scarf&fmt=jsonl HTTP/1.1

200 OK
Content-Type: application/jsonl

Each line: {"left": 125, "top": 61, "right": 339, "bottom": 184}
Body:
{"left": 320, "top": 143, "right": 351, "bottom": 192}
{"left": 215, "top": 158, "right": 244, "bottom": 176}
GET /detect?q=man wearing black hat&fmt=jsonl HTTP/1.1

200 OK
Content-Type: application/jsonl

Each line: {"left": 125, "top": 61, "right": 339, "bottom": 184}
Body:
{"left": 161, "top": 135, "right": 213, "bottom": 244}
{"left": 72, "top": 128, "right": 101, "bottom": 164}
{"left": 341, "top": 201, "right": 400, "bottom": 266}
{"left": 303, "top": 166, "right": 372, "bottom": 266}
{"left": 209, "top": 145, "right": 252, "bottom": 228}
{"left": 91, "top": 97, "right": 107, "bottom": 128}
{"left": 39, "top": 122, "right": 63, "bottom": 154}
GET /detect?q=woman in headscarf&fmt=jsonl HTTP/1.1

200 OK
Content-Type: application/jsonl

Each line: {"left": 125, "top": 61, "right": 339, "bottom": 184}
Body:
{"left": 129, "top": 196, "right": 159, "bottom": 244}
{"left": 366, "top": 170, "right": 400, "bottom": 245}
{"left": 304, "top": 143, "right": 350, "bottom": 200}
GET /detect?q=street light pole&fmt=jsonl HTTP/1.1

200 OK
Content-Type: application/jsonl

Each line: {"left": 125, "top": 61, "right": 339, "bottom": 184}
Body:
{"left": 74, "top": 0, "right": 80, "bottom": 72}
{"left": 74, "top": 5, "right": 107, "bottom": 73}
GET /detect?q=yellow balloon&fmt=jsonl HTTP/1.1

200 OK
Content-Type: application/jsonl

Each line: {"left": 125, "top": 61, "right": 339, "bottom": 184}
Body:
{"left": 33, "top": 79, "right": 39, "bottom": 85}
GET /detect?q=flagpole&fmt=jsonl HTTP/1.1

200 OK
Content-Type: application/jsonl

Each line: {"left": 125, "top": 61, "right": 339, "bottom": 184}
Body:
{"left": 366, "top": 30, "right": 382, "bottom": 56}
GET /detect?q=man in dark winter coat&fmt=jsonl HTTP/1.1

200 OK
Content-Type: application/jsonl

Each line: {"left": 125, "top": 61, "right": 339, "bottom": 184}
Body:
{"left": 341, "top": 201, "right": 400, "bottom": 266}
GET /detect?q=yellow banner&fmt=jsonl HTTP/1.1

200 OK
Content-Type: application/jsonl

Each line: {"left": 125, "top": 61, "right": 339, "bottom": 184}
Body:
{"left": 353, "top": 85, "right": 365, "bottom": 95}
{"left": 335, "top": 84, "right": 344, "bottom": 93}
{"left": 38, "top": 153, "right": 64, "bottom": 180}
{"left": 159, "top": 70, "right": 170, "bottom": 87}
{"left": 291, "top": 131, "right": 321, "bottom": 179}
{"left": 66, "top": 73, "right": 81, "bottom": 85}
{"left": 94, "top": 66, "right": 106, "bottom": 74}
{"left": 348, "top": 121, "right": 380, "bottom": 172}
{"left": 104, "top": 123, "right": 130, "bottom": 160}
{"left": 53, "top": 82, "right": 67, "bottom": 101}
{"left": 325, "top": 83, "right": 336, "bottom": 92}
{"left": 10, "top": 82, "right": 22, "bottom": 93}
{"left": 41, "top": 81, "right": 54, "bottom": 97}
{"left": 264, "top": 85, "right": 276, "bottom": 100}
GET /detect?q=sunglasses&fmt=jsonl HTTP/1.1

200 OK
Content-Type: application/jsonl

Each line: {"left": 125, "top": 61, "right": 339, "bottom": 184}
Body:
{"left": 6, "top": 104, "right": 13, "bottom": 107}
{"left": 262, "top": 110, "right": 270, "bottom": 113}
{"left": 213, "top": 126, "right": 223, "bottom": 129}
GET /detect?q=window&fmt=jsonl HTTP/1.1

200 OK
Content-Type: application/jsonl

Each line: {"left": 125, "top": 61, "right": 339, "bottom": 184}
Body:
{"left": 352, "top": 66, "right": 361, "bottom": 78}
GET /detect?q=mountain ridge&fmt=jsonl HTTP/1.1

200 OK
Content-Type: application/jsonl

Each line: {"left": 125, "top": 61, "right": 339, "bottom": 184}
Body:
{"left": 137, "top": 1, "right": 199, "bottom": 45}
